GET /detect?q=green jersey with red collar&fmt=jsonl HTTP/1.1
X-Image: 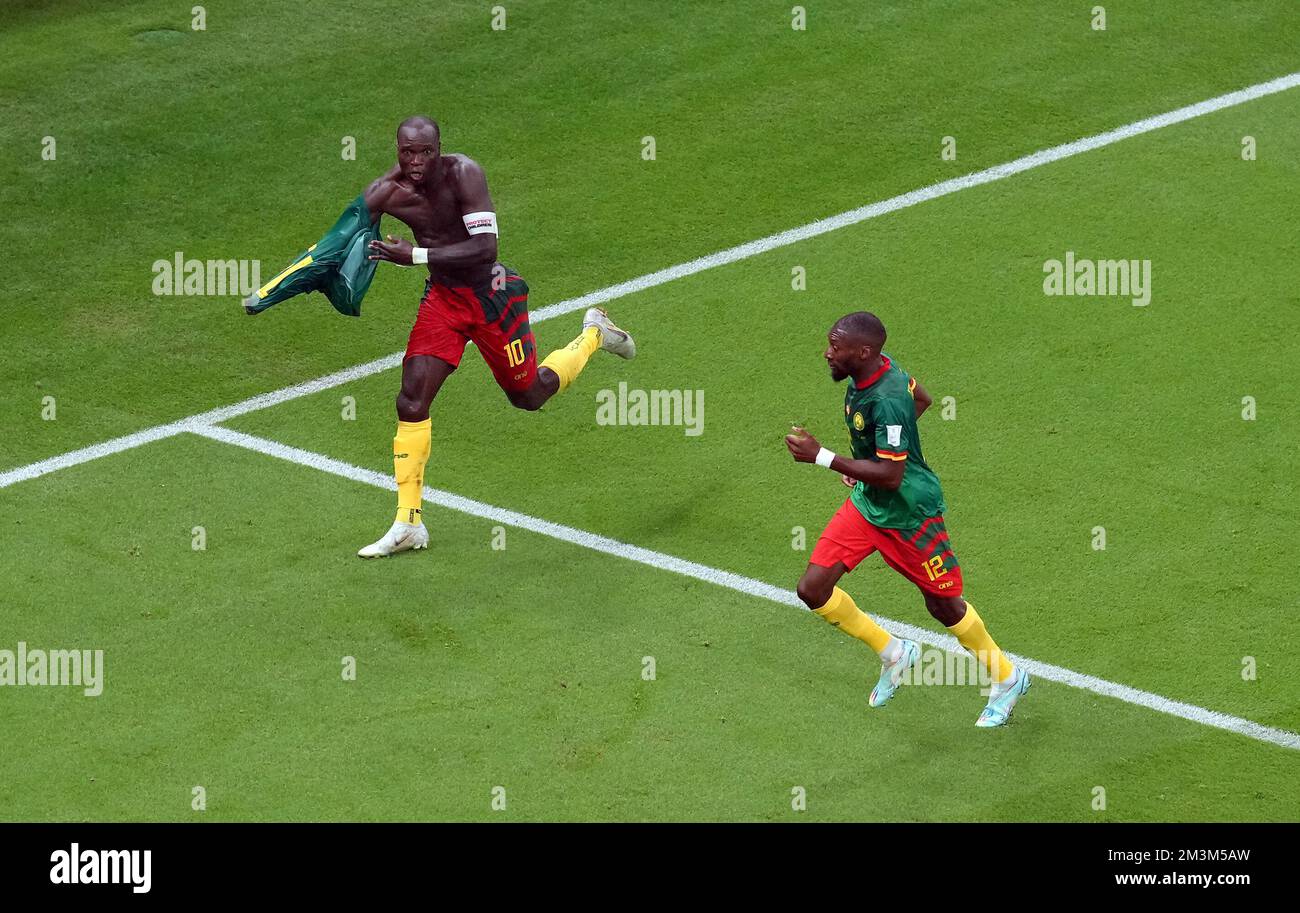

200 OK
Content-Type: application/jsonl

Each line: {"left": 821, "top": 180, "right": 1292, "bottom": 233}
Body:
{"left": 842, "top": 354, "right": 946, "bottom": 529}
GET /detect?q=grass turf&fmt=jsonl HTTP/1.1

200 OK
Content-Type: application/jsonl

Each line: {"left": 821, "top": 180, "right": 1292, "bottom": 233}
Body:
{"left": 3, "top": 0, "right": 1298, "bottom": 820}
{"left": 2, "top": 435, "right": 1296, "bottom": 821}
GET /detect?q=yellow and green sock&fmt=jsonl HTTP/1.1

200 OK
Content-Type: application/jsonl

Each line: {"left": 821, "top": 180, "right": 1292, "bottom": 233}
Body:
{"left": 539, "top": 326, "right": 601, "bottom": 393}
{"left": 947, "top": 601, "right": 1014, "bottom": 684}
{"left": 813, "top": 587, "right": 898, "bottom": 660}
{"left": 393, "top": 418, "right": 431, "bottom": 525}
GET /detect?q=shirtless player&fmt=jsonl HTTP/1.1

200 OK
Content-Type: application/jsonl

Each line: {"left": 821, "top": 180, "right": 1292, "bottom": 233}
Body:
{"left": 359, "top": 115, "right": 635, "bottom": 557}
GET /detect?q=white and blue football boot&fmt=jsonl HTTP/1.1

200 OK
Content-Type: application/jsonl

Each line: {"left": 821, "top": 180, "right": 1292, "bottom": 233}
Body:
{"left": 868, "top": 639, "right": 921, "bottom": 708}
{"left": 975, "top": 666, "right": 1031, "bottom": 727}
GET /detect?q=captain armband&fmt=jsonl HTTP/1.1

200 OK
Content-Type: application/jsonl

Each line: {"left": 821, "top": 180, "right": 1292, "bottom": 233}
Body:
{"left": 462, "top": 211, "right": 498, "bottom": 236}
{"left": 410, "top": 212, "right": 497, "bottom": 265}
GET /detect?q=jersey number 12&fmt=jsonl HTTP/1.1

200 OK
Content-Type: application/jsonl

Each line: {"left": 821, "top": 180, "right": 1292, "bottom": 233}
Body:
{"left": 922, "top": 555, "right": 948, "bottom": 581}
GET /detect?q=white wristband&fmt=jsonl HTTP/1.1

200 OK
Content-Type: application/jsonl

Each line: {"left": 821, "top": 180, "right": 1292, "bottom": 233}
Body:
{"left": 815, "top": 448, "right": 836, "bottom": 468}
{"left": 411, "top": 247, "right": 429, "bottom": 265}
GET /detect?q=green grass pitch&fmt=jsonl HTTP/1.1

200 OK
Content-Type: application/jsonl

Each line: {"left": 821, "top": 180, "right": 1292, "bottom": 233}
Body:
{"left": 2, "top": 0, "right": 1298, "bottom": 821}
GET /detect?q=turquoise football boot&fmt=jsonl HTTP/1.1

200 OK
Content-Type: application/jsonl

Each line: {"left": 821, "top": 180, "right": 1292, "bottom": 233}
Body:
{"left": 868, "top": 639, "right": 921, "bottom": 708}
{"left": 975, "top": 666, "right": 1031, "bottom": 727}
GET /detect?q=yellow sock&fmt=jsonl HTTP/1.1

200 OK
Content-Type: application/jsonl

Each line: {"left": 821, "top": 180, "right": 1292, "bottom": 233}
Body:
{"left": 539, "top": 326, "right": 601, "bottom": 393}
{"left": 813, "top": 587, "right": 894, "bottom": 656}
{"left": 393, "top": 418, "right": 432, "bottom": 525}
{"left": 947, "top": 601, "right": 1014, "bottom": 684}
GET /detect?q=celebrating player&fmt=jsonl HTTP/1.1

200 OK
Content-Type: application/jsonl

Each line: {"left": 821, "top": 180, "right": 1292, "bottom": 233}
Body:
{"left": 356, "top": 116, "right": 635, "bottom": 557}
{"left": 785, "top": 312, "right": 1029, "bottom": 727}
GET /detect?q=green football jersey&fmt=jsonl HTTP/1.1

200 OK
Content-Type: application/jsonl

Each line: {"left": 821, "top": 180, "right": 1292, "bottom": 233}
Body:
{"left": 843, "top": 354, "right": 946, "bottom": 529}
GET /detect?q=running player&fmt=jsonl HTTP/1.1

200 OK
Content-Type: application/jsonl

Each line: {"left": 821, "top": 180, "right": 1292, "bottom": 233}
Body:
{"left": 359, "top": 115, "right": 635, "bottom": 557}
{"left": 785, "top": 312, "right": 1029, "bottom": 727}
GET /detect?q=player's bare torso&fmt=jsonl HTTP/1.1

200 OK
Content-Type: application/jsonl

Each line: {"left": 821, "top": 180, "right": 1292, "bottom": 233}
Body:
{"left": 364, "top": 153, "right": 494, "bottom": 288}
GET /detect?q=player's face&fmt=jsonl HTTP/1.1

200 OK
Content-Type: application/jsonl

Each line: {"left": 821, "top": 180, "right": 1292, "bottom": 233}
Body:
{"left": 396, "top": 127, "right": 439, "bottom": 184}
{"left": 825, "top": 329, "right": 858, "bottom": 382}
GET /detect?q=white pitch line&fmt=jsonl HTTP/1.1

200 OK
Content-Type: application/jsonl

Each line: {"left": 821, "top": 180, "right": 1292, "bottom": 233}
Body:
{"left": 528, "top": 71, "right": 1300, "bottom": 325}
{"left": 192, "top": 423, "right": 1300, "bottom": 753}
{"left": 4, "top": 71, "right": 1299, "bottom": 491}
{"left": 0, "top": 356, "right": 410, "bottom": 490}
{"left": 194, "top": 351, "right": 405, "bottom": 426}
{"left": 0, "top": 421, "right": 193, "bottom": 489}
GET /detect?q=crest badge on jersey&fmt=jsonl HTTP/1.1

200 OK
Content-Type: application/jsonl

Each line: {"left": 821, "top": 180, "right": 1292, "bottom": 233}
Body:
{"left": 853, "top": 412, "right": 865, "bottom": 431}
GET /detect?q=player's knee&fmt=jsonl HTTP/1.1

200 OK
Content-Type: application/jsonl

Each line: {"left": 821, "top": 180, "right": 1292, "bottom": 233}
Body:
{"left": 507, "top": 378, "right": 554, "bottom": 412}
{"left": 796, "top": 576, "right": 832, "bottom": 610}
{"left": 395, "top": 391, "right": 427, "bottom": 422}
{"left": 536, "top": 367, "right": 560, "bottom": 397}
{"left": 507, "top": 389, "right": 544, "bottom": 412}
{"left": 924, "top": 595, "right": 965, "bottom": 626}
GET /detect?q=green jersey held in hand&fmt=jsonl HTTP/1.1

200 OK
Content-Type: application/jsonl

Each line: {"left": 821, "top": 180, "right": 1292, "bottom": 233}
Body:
{"left": 245, "top": 194, "right": 382, "bottom": 317}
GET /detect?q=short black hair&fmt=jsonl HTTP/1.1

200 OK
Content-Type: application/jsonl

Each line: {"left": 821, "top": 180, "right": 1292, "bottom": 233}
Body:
{"left": 398, "top": 115, "right": 440, "bottom": 141}
{"left": 833, "top": 311, "right": 886, "bottom": 350}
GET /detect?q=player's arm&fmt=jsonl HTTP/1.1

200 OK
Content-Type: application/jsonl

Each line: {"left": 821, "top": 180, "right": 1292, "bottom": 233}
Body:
{"left": 910, "top": 377, "right": 932, "bottom": 418}
{"left": 362, "top": 172, "right": 398, "bottom": 224}
{"left": 785, "top": 427, "right": 905, "bottom": 491}
{"left": 832, "top": 452, "right": 905, "bottom": 490}
{"left": 367, "top": 159, "right": 499, "bottom": 267}
{"left": 421, "top": 157, "right": 498, "bottom": 268}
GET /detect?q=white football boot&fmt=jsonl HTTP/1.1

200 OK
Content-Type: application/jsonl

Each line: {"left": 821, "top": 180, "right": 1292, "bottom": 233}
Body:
{"left": 868, "top": 639, "right": 921, "bottom": 708}
{"left": 583, "top": 308, "right": 636, "bottom": 359}
{"left": 975, "top": 666, "right": 1031, "bottom": 727}
{"left": 357, "top": 520, "right": 429, "bottom": 559}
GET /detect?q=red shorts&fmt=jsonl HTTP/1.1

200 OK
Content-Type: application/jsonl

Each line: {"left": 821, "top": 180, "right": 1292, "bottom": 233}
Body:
{"left": 809, "top": 498, "right": 964, "bottom": 597}
{"left": 404, "top": 267, "right": 537, "bottom": 393}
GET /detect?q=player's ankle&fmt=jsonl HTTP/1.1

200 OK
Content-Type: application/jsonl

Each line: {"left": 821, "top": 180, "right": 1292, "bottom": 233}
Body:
{"left": 880, "top": 637, "right": 903, "bottom": 664}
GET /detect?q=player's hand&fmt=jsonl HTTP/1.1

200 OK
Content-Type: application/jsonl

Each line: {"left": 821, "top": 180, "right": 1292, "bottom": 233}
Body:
{"left": 841, "top": 473, "right": 856, "bottom": 487}
{"left": 368, "top": 234, "right": 415, "bottom": 265}
{"left": 784, "top": 425, "right": 821, "bottom": 463}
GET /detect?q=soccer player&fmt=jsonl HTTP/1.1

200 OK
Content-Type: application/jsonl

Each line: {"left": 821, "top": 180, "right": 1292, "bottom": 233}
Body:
{"left": 357, "top": 115, "right": 635, "bottom": 557}
{"left": 784, "top": 312, "right": 1030, "bottom": 727}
